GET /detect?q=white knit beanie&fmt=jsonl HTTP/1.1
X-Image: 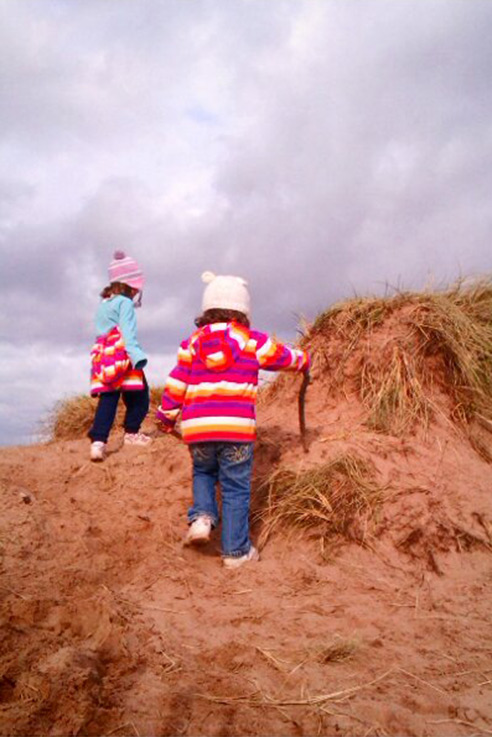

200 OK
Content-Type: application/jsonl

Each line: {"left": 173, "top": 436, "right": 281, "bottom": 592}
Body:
{"left": 201, "top": 271, "right": 251, "bottom": 318}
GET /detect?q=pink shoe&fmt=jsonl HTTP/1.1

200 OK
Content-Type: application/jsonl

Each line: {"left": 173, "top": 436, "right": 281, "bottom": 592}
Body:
{"left": 124, "top": 432, "right": 152, "bottom": 447}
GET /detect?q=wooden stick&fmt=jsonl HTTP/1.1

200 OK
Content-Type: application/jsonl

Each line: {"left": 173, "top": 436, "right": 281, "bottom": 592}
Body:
{"left": 298, "top": 371, "right": 311, "bottom": 453}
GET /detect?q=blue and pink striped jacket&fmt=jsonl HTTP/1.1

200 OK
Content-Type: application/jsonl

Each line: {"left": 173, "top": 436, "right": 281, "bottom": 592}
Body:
{"left": 156, "top": 321, "right": 310, "bottom": 443}
{"left": 90, "top": 295, "right": 147, "bottom": 395}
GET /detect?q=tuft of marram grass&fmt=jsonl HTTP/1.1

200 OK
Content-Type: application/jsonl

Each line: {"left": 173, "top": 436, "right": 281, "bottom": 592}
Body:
{"left": 312, "top": 295, "right": 395, "bottom": 345}
{"left": 45, "top": 394, "right": 97, "bottom": 441}
{"left": 316, "top": 636, "right": 360, "bottom": 664}
{"left": 412, "top": 285, "right": 492, "bottom": 422}
{"left": 258, "top": 454, "right": 384, "bottom": 547}
{"left": 306, "top": 278, "right": 492, "bottom": 434}
{"left": 360, "top": 342, "right": 431, "bottom": 435}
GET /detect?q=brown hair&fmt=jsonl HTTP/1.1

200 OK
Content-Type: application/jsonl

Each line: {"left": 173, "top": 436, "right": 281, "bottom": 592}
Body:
{"left": 100, "top": 282, "right": 136, "bottom": 299}
{"left": 194, "top": 308, "right": 250, "bottom": 328}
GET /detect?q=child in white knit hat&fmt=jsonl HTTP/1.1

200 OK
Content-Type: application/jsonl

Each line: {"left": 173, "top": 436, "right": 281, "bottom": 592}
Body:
{"left": 157, "top": 271, "right": 310, "bottom": 568}
{"left": 88, "top": 251, "right": 151, "bottom": 461}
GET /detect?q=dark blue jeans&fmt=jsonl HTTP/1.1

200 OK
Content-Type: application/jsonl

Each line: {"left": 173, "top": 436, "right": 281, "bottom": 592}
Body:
{"left": 89, "top": 381, "right": 149, "bottom": 443}
{"left": 189, "top": 442, "right": 254, "bottom": 557}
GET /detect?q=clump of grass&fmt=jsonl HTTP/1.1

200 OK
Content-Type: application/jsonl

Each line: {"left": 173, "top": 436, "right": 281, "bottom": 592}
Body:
{"left": 312, "top": 295, "right": 396, "bottom": 339}
{"left": 46, "top": 386, "right": 166, "bottom": 441}
{"left": 258, "top": 454, "right": 384, "bottom": 547}
{"left": 412, "top": 284, "right": 492, "bottom": 422}
{"left": 257, "top": 636, "right": 360, "bottom": 674}
{"left": 149, "top": 385, "right": 165, "bottom": 408}
{"left": 305, "top": 278, "right": 492, "bottom": 435}
{"left": 46, "top": 394, "right": 97, "bottom": 441}
{"left": 359, "top": 342, "right": 431, "bottom": 434}
{"left": 316, "top": 636, "right": 360, "bottom": 664}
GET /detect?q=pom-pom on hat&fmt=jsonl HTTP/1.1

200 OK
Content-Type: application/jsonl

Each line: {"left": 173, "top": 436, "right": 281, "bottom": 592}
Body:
{"left": 201, "top": 271, "right": 251, "bottom": 318}
{"left": 108, "top": 250, "right": 144, "bottom": 291}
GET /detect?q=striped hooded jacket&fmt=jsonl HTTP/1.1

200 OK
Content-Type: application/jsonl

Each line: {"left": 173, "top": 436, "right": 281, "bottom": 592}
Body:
{"left": 156, "top": 321, "right": 310, "bottom": 443}
{"left": 90, "top": 295, "right": 147, "bottom": 395}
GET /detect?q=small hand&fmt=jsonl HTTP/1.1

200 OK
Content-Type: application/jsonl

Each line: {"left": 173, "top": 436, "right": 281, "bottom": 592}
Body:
{"left": 156, "top": 421, "right": 174, "bottom": 434}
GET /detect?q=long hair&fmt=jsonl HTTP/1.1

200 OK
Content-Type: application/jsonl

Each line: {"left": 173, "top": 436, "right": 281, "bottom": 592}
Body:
{"left": 194, "top": 308, "right": 250, "bottom": 328}
{"left": 100, "top": 282, "right": 135, "bottom": 299}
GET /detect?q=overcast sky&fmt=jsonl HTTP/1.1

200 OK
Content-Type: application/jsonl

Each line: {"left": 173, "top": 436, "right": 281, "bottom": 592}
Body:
{"left": 1, "top": 0, "right": 491, "bottom": 445}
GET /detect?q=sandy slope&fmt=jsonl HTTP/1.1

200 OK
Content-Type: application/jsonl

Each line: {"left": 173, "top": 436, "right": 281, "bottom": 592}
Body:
{"left": 1, "top": 373, "right": 492, "bottom": 737}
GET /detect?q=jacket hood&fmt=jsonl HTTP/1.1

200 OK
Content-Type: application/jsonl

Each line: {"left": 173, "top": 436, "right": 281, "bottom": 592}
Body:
{"left": 190, "top": 322, "right": 250, "bottom": 372}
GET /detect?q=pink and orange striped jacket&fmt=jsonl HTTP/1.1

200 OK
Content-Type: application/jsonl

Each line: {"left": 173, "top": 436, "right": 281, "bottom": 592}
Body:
{"left": 156, "top": 321, "right": 310, "bottom": 443}
{"left": 90, "top": 326, "right": 145, "bottom": 395}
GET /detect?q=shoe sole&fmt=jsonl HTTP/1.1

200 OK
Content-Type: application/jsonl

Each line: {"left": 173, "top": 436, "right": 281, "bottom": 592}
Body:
{"left": 184, "top": 534, "right": 211, "bottom": 546}
{"left": 124, "top": 436, "right": 152, "bottom": 447}
{"left": 223, "top": 549, "right": 260, "bottom": 569}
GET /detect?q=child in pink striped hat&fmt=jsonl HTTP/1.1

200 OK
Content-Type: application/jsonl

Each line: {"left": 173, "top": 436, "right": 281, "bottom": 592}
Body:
{"left": 88, "top": 251, "right": 151, "bottom": 461}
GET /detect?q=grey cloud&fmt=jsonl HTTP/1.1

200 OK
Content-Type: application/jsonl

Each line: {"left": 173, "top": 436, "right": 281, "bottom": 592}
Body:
{"left": 1, "top": 0, "right": 492, "bottom": 445}
{"left": 1, "top": 176, "right": 223, "bottom": 350}
{"left": 207, "top": 1, "right": 492, "bottom": 322}
{"left": 0, "top": 0, "right": 235, "bottom": 153}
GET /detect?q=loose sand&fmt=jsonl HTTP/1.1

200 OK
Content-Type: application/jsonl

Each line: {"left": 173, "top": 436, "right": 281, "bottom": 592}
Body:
{"left": 1, "top": 367, "right": 492, "bottom": 736}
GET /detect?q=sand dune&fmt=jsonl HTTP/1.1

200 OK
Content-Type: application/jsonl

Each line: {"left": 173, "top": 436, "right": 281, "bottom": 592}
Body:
{"left": 2, "top": 288, "right": 492, "bottom": 736}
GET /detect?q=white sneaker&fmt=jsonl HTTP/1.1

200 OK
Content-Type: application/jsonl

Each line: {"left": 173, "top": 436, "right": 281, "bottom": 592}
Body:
{"left": 90, "top": 441, "right": 106, "bottom": 462}
{"left": 185, "top": 516, "right": 212, "bottom": 545}
{"left": 124, "top": 432, "right": 152, "bottom": 447}
{"left": 223, "top": 546, "right": 260, "bottom": 569}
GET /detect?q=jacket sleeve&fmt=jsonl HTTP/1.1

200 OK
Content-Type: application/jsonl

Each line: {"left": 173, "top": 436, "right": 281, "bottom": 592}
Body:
{"left": 255, "top": 331, "right": 310, "bottom": 372}
{"left": 156, "top": 340, "right": 192, "bottom": 429}
{"left": 118, "top": 298, "right": 148, "bottom": 369}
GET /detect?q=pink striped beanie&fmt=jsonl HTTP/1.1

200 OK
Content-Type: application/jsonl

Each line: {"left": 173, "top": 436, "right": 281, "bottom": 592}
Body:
{"left": 108, "top": 250, "right": 144, "bottom": 290}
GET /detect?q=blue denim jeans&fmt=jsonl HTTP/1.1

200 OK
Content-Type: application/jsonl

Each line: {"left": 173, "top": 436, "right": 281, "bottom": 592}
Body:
{"left": 189, "top": 442, "right": 254, "bottom": 557}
